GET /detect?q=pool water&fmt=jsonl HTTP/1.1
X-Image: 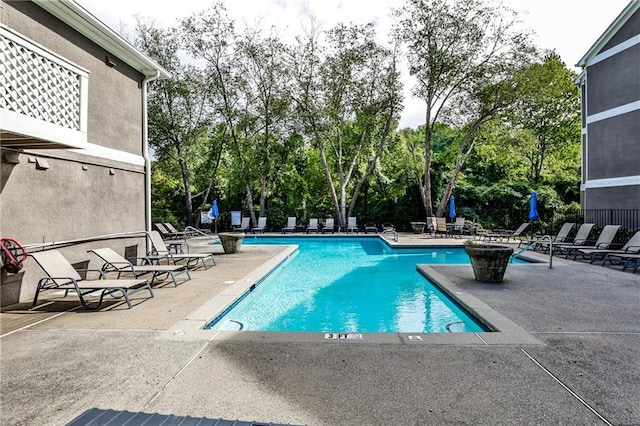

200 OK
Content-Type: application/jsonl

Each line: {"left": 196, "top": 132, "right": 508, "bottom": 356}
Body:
{"left": 206, "top": 237, "right": 494, "bottom": 333}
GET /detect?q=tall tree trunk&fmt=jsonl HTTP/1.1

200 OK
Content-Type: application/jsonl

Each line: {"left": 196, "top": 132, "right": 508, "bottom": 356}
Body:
{"left": 423, "top": 109, "right": 434, "bottom": 218}
{"left": 176, "top": 145, "right": 194, "bottom": 226}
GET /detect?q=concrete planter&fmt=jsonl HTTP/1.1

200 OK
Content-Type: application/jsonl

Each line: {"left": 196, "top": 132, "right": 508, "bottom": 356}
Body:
{"left": 218, "top": 232, "right": 245, "bottom": 254}
{"left": 464, "top": 243, "right": 513, "bottom": 283}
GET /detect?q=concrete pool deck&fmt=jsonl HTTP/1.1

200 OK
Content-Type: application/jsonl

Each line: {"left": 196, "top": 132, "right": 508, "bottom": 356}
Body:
{"left": 1, "top": 233, "right": 638, "bottom": 425}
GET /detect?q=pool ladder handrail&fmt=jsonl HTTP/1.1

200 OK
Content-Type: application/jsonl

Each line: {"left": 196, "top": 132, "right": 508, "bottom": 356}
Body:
{"left": 511, "top": 234, "right": 553, "bottom": 269}
{"left": 184, "top": 226, "right": 218, "bottom": 238}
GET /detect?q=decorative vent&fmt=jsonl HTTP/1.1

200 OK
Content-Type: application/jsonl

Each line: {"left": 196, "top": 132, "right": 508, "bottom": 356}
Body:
{"left": 0, "top": 33, "right": 81, "bottom": 131}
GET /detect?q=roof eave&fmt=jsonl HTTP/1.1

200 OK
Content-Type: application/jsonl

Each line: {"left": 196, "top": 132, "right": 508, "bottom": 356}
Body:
{"left": 576, "top": 0, "right": 640, "bottom": 68}
{"left": 32, "top": 0, "right": 171, "bottom": 79}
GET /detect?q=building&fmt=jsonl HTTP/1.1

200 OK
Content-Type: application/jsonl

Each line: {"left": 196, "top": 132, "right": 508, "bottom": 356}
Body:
{"left": 0, "top": 0, "right": 170, "bottom": 305}
{"left": 575, "top": 0, "right": 640, "bottom": 212}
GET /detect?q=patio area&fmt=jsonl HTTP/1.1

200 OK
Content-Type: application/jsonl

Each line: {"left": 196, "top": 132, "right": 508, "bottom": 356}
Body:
{"left": 1, "top": 233, "right": 638, "bottom": 425}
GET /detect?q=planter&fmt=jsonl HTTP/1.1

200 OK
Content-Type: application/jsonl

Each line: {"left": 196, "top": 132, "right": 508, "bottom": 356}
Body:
{"left": 218, "top": 233, "right": 245, "bottom": 254}
{"left": 464, "top": 243, "right": 514, "bottom": 283}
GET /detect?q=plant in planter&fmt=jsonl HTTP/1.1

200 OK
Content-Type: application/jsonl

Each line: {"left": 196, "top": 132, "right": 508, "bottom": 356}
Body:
{"left": 463, "top": 241, "right": 514, "bottom": 283}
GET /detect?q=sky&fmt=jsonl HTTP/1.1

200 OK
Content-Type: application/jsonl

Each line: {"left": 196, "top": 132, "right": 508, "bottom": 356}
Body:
{"left": 77, "top": 0, "right": 632, "bottom": 129}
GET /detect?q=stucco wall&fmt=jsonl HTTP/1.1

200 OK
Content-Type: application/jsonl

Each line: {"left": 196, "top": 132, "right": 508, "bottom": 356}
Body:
{"left": 586, "top": 45, "right": 640, "bottom": 115}
{"left": 2, "top": 0, "right": 144, "bottom": 154}
{"left": 585, "top": 185, "right": 640, "bottom": 210}
{"left": 1, "top": 1, "right": 150, "bottom": 305}
{"left": 602, "top": 9, "right": 640, "bottom": 51}
{"left": 586, "top": 110, "right": 640, "bottom": 180}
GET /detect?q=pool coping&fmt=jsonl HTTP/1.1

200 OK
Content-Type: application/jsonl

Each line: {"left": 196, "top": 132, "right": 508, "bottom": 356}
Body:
{"left": 164, "top": 237, "right": 544, "bottom": 346}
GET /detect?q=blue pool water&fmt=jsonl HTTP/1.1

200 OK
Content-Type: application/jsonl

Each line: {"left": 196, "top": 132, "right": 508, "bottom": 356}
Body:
{"left": 206, "top": 237, "right": 501, "bottom": 333}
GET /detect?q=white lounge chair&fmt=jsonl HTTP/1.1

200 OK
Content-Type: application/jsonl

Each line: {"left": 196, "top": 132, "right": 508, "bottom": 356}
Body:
{"left": 233, "top": 217, "right": 250, "bottom": 233}
{"left": 30, "top": 250, "right": 153, "bottom": 309}
{"left": 252, "top": 217, "right": 267, "bottom": 234}
{"left": 88, "top": 248, "right": 190, "bottom": 287}
{"left": 322, "top": 218, "right": 335, "bottom": 234}
{"left": 346, "top": 216, "right": 358, "bottom": 233}
{"left": 281, "top": 217, "right": 297, "bottom": 233}
{"left": 306, "top": 218, "right": 319, "bottom": 233}
{"left": 147, "top": 231, "right": 216, "bottom": 269}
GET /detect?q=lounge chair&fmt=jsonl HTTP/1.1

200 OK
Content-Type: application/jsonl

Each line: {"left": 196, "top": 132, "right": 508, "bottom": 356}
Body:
{"left": 346, "top": 216, "right": 358, "bottom": 233}
{"left": 519, "top": 222, "right": 575, "bottom": 250}
{"left": 547, "top": 223, "right": 595, "bottom": 254}
{"left": 233, "top": 217, "right": 250, "bottom": 233}
{"left": 281, "top": 217, "right": 297, "bottom": 233}
{"left": 576, "top": 230, "right": 640, "bottom": 263}
{"left": 306, "top": 218, "right": 319, "bottom": 234}
{"left": 251, "top": 217, "right": 267, "bottom": 234}
{"left": 365, "top": 223, "right": 378, "bottom": 234}
{"left": 602, "top": 252, "right": 640, "bottom": 273}
{"left": 88, "top": 248, "right": 191, "bottom": 287}
{"left": 450, "top": 217, "right": 466, "bottom": 238}
{"left": 154, "top": 222, "right": 185, "bottom": 240}
{"left": 30, "top": 250, "right": 154, "bottom": 309}
{"left": 426, "top": 217, "right": 437, "bottom": 236}
{"left": 562, "top": 225, "right": 621, "bottom": 259}
{"left": 481, "top": 222, "right": 530, "bottom": 243}
{"left": 322, "top": 218, "right": 335, "bottom": 234}
{"left": 434, "top": 217, "right": 448, "bottom": 237}
{"left": 147, "top": 231, "right": 216, "bottom": 270}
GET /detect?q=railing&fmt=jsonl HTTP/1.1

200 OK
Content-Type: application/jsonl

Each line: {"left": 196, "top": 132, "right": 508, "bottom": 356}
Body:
{"left": 512, "top": 235, "right": 553, "bottom": 269}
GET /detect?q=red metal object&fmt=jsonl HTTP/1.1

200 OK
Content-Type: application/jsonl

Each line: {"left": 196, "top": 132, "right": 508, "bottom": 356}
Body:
{"left": 0, "top": 238, "right": 27, "bottom": 273}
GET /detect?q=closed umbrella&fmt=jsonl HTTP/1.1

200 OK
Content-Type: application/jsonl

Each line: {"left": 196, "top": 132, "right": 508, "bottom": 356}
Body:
{"left": 528, "top": 192, "right": 539, "bottom": 237}
{"left": 208, "top": 200, "right": 219, "bottom": 233}
{"left": 449, "top": 195, "right": 456, "bottom": 220}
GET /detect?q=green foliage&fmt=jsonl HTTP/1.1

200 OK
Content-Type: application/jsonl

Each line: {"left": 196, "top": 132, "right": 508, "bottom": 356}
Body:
{"left": 136, "top": 1, "right": 582, "bottom": 232}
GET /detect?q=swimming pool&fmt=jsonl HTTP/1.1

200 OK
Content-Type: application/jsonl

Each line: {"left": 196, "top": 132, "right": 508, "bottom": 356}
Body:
{"left": 206, "top": 236, "right": 500, "bottom": 333}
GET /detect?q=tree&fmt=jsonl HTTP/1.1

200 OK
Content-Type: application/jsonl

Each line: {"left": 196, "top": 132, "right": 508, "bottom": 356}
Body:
{"left": 508, "top": 52, "right": 581, "bottom": 184}
{"left": 135, "top": 19, "right": 213, "bottom": 226}
{"left": 393, "top": 0, "right": 534, "bottom": 217}
{"left": 291, "top": 22, "right": 403, "bottom": 227}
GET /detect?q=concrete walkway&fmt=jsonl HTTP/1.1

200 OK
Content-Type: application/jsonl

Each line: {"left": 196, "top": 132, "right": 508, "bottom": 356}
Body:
{"left": 1, "top": 233, "right": 638, "bottom": 425}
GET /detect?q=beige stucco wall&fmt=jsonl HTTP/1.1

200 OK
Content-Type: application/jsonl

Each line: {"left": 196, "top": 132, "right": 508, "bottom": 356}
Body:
{"left": 2, "top": 0, "right": 145, "bottom": 153}
{"left": 1, "top": 1, "right": 149, "bottom": 305}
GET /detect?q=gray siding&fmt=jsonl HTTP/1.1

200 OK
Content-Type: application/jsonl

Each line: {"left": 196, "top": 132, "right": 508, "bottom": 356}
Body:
{"left": 585, "top": 185, "right": 640, "bottom": 210}
{"left": 602, "top": 9, "right": 640, "bottom": 51}
{"left": 587, "top": 110, "right": 640, "bottom": 180}
{"left": 586, "top": 44, "right": 640, "bottom": 115}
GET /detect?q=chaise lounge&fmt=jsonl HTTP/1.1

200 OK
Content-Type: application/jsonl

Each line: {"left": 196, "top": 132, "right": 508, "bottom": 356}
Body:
{"left": 576, "top": 230, "right": 640, "bottom": 264}
{"left": 281, "top": 217, "right": 297, "bottom": 233}
{"left": 147, "top": 231, "right": 216, "bottom": 270}
{"left": 252, "top": 217, "right": 268, "bottom": 234}
{"left": 562, "top": 225, "right": 621, "bottom": 259}
{"left": 88, "top": 248, "right": 191, "bottom": 287}
{"left": 30, "top": 250, "right": 154, "bottom": 309}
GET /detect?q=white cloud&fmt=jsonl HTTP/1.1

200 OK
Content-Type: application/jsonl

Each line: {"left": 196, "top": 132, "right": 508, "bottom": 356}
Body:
{"left": 78, "top": 0, "right": 633, "bottom": 128}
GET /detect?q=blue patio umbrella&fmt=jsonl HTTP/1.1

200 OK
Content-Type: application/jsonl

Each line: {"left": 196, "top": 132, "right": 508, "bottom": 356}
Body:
{"left": 208, "top": 200, "right": 219, "bottom": 233}
{"left": 449, "top": 195, "right": 456, "bottom": 220}
{"left": 528, "top": 192, "right": 539, "bottom": 221}
{"left": 528, "top": 191, "right": 539, "bottom": 237}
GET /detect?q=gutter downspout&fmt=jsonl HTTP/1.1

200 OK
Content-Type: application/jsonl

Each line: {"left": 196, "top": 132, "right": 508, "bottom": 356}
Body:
{"left": 142, "top": 71, "right": 161, "bottom": 245}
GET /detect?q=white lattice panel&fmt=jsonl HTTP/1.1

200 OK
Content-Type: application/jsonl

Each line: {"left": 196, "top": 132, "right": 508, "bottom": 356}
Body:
{"left": 1, "top": 35, "right": 81, "bottom": 130}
